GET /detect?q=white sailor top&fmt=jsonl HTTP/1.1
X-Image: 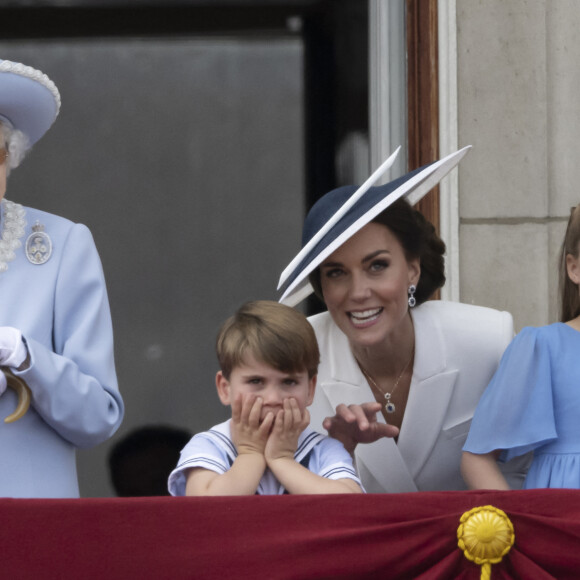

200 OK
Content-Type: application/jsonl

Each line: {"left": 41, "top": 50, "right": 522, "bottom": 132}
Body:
{"left": 168, "top": 419, "right": 362, "bottom": 496}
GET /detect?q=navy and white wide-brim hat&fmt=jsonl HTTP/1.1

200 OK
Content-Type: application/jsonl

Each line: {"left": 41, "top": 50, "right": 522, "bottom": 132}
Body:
{"left": 0, "top": 59, "right": 61, "bottom": 146}
{"left": 278, "top": 145, "right": 471, "bottom": 307}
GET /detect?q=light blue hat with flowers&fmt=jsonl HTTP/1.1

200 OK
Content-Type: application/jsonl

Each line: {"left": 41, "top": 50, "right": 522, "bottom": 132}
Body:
{"left": 0, "top": 59, "right": 61, "bottom": 146}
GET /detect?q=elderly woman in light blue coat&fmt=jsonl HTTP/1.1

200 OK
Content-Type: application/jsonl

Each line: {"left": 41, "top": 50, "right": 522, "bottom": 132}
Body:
{"left": 0, "top": 59, "right": 124, "bottom": 497}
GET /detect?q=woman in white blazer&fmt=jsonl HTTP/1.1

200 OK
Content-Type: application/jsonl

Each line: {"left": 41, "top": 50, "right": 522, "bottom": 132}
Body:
{"left": 0, "top": 59, "right": 124, "bottom": 497}
{"left": 278, "top": 148, "right": 528, "bottom": 492}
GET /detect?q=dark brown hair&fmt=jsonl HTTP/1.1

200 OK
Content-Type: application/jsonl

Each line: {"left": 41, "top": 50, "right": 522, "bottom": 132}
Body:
{"left": 559, "top": 206, "right": 580, "bottom": 322}
{"left": 216, "top": 300, "right": 320, "bottom": 379}
{"left": 309, "top": 198, "right": 446, "bottom": 306}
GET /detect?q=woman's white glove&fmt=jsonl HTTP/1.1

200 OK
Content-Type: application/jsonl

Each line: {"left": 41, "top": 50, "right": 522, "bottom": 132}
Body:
{"left": 0, "top": 327, "right": 28, "bottom": 369}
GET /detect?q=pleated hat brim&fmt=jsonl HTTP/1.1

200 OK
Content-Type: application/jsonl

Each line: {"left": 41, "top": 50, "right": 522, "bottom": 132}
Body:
{"left": 278, "top": 146, "right": 471, "bottom": 307}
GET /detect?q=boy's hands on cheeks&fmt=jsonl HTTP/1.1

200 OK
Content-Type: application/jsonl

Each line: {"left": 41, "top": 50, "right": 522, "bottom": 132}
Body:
{"left": 185, "top": 392, "right": 274, "bottom": 496}
{"left": 263, "top": 398, "right": 362, "bottom": 494}
{"left": 230, "top": 393, "right": 273, "bottom": 457}
{"left": 264, "top": 398, "right": 309, "bottom": 463}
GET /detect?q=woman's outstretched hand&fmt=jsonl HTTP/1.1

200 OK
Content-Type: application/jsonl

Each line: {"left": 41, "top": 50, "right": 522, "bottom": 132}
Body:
{"left": 323, "top": 402, "right": 399, "bottom": 455}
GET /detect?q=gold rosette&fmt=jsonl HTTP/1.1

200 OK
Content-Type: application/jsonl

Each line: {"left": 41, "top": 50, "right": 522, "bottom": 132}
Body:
{"left": 457, "top": 505, "right": 514, "bottom": 580}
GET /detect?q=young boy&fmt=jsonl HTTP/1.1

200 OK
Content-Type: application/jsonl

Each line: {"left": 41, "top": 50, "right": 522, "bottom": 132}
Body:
{"left": 168, "top": 300, "right": 362, "bottom": 495}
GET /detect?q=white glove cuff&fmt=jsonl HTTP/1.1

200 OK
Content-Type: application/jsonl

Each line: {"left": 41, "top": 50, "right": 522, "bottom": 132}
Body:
{"left": 2, "top": 329, "right": 28, "bottom": 369}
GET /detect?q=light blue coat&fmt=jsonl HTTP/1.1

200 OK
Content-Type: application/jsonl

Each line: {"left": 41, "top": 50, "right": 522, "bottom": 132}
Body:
{"left": 0, "top": 201, "right": 124, "bottom": 497}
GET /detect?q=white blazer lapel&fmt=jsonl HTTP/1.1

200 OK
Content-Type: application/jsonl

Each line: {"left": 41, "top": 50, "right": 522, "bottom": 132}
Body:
{"left": 318, "top": 326, "right": 417, "bottom": 492}
{"left": 398, "top": 305, "right": 458, "bottom": 480}
{"left": 319, "top": 378, "right": 418, "bottom": 492}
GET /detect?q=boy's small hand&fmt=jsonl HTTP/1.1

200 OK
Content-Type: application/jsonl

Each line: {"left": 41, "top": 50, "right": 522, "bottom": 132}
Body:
{"left": 231, "top": 393, "right": 273, "bottom": 456}
{"left": 264, "top": 398, "right": 309, "bottom": 463}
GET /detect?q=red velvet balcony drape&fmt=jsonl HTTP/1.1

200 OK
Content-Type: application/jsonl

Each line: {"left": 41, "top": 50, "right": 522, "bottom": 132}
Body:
{"left": 2, "top": 489, "right": 580, "bottom": 579}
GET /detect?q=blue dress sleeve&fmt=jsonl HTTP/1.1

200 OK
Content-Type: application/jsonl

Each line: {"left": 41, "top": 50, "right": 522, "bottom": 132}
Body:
{"left": 463, "top": 326, "right": 557, "bottom": 461}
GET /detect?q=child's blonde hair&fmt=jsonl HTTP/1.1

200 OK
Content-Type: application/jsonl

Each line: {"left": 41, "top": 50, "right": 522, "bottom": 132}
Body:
{"left": 559, "top": 205, "right": 580, "bottom": 322}
{"left": 216, "top": 300, "right": 320, "bottom": 379}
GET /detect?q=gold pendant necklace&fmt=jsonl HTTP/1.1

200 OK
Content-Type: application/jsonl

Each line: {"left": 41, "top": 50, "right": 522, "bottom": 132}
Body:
{"left": 357, "top": 346, "right": 414, "bottom": 414}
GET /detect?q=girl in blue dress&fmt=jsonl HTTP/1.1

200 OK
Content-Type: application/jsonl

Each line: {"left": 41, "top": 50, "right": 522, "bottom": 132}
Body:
{"left": 461, "top": 205, "right": 580, "bottom": 489}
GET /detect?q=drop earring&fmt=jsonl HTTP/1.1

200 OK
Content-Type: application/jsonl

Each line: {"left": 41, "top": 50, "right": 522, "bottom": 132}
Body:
{"left": 408, "top": 284, "right": 416, "bottom": 308}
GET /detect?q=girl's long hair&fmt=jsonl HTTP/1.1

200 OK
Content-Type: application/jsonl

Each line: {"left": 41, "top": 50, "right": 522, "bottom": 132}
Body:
{"left": 559, "top": 206, "right": 580, "bottom": 322}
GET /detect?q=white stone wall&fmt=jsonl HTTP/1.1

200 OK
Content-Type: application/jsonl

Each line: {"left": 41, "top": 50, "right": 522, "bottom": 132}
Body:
{"left": 455, "top": 0, "right": 580, "bottom": 330}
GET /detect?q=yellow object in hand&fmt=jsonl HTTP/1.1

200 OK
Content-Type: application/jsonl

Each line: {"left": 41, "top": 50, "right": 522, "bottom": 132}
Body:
{"left": 3, "top": 368, "right": 31, "bottom": 423}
